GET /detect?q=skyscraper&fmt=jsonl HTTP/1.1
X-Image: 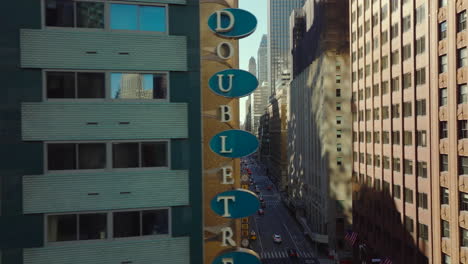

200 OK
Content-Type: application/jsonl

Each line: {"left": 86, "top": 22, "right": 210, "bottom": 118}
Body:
{"left": 257, "top": 34, "right": 268, "bottom": 85}
{"left": 268, "top": 0, "right": 305, "bottom": 94}
{"left": 248, "top": 56, "right": 257, "bottom": 76}
{"left": 1, "top": 1, "right": 202, "bottom": 263}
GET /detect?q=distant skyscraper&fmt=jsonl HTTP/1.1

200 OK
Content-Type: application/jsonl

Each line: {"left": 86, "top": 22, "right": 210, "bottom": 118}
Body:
{"left": 248, "top": 56, "right": 257, "bottom": 77}
{"left": 257, "top": 34, "right": 268, "bottom": 85}
{"left": 268, "top": 0, "right": 304, "bottom": 94}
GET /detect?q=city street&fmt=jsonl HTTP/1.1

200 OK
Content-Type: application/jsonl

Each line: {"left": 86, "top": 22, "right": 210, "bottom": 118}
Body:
{"left": 244, "top": 158, "right": 322, "bottom": 264}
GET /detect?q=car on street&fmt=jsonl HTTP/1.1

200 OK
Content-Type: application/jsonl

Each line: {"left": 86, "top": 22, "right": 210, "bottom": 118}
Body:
{"left": 258, "top": 209, "right": 264, "bottom": 215}
{"left": 259, "top": 195, "right": 264, "bottom": 202}
{"left": 287, "top": 248, "right": 298, "bottom": 258}
{"left": 261, "top": 201, "right": 266, "bottom": 208}
{"left": 273, "top": 234, "right": 282, "bottom": 243}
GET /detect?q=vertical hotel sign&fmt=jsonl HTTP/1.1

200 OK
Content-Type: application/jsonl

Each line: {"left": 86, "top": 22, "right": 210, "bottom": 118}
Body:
{"left": 201, "top": 1, "right": 260, "bottom": 264}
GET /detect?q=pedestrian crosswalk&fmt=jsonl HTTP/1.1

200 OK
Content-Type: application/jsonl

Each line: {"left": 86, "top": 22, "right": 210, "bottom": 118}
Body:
{"left": 260, "top": 250, "right": 314, "bottom": 259}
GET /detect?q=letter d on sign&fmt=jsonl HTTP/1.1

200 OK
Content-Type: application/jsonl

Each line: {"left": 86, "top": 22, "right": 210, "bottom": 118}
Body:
{"left": 222, "top": 258, "right": 234, "bottom": 264}
{"left": 216, "top": 10, "right": 235, "bottom": 32}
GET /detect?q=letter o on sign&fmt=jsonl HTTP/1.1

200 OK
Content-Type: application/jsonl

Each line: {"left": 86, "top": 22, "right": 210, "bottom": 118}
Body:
{"left": 217, "top": 42, "right": 234, "bottom": 59}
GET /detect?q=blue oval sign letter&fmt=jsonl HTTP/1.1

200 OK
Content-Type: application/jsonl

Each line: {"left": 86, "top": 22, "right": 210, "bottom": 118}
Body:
{"left": 209, "top": 69, "right": 258, "bottom": 98}
{"left": 208, "top": 8, "right": 257, "bottom": 39}
{"left": 210, "top": 189, "right": 259, "bottom": 219}
{"left": 209, "top": 130, "right": 259, "bottom": 158}
{"left": 212, "top": 249, "right": 261, "bottom": 264}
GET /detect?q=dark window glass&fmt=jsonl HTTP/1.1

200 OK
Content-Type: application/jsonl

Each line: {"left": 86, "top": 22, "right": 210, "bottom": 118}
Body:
{"left": 439, "top": 21, "right": 447, "bottom": 40}
{"left": 46, "top": 72, "right": 75, "bottom": 98}
{"left": 78, "top": 143, "right": 106, "bottom": 169}
{"left": 440, "top": 121, "right": 448, "bottom": 138}
{"left": 114, "top": 211, "right": 140, "bottom": 237}
{"left": 440, "top": 154, "right": 449, "bottom": 172}
{"left": 461, "top": 228, "right": 468, "bottom": 247}
{"left": 113, "top": 143, "right": 139, "bottom": 168}
{"left": 110, "top": 4, "right": 166, "bottom": 32}
{"left": 142, "top": 142, "right": 168, "bottom": 167}
{"left": 140, "top": 6, "right": 166, "bottom": 32}
{"left": 142, "top": 210, "right": 169, "bottom": 235}
{"left": 77, "top": 72, "right": 105, "bottom": 98}
{"left": 47, "top": 214, "right": 77, "bottom": 242}
{"left": 45, "top": 0, "right": 74, "bottom": 27}
{"left": 459, "top": 11, "right": 467, "bottom": 32}
{"left": 153, "top": 74, "right": 167, "bottom": 99}
{"left": 461, "top": 192, "right": 468, "bottom": 211}
{"left": 79, "top": 213, "right": 107, "bottom": 240}
{"left": 48, "top": 143, "right": 76, "bottom": 170}
{"left": 442, "top": 220, "right": 450, "bottom": 238}
{"left": 460, "top": 120, "right": 468, "bottom": 139}
{"left": 111, "top": 73, "right": 167, "bottom": 99}
{"left": 76, "top": 2, "right": 104, "bottom": 28}
{"left": 460, "top": 156, "right": 468, "bottom": 175}
{"left": 441, "top": 187, "right": 449, "bottom": 205}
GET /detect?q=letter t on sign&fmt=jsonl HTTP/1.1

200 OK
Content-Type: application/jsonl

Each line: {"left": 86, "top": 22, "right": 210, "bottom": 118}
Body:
{"left": 217, "top": 196, "right": 235, "bottom": 217}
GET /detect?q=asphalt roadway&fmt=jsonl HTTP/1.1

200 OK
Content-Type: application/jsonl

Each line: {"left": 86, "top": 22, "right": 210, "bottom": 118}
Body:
{"left": 243, "top": 158, "right": 322, "bottom": 264}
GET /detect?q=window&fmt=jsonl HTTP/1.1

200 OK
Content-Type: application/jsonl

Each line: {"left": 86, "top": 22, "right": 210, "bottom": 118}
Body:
{"left": 47, "top": 208, "right": 169, "bottom": 242}
{"left": 393, "top": 184, "right": 401, "bottom": 199}
{"left": 373, "top": 84, "right": 379, "bottom": 97}
{"left": 337, "top": 130, "right": 342, "bottom": 138}
{"left": 403, "top": 102, "right": 412, "bottom": 117}
{"left": 47, "top": 143, "right": 106, "bottom": 171}
{"left": 359, "top": 131, "right": 364, "bottom": 142}
{"left": 392, "top": 104, "right": 400, "bottom": 118}
{"left": 402, "top": 44, "right": 411, "bottom": 61}
{"left": 460, "top": 120, "right": 468, "bottom": 139}
{"left": 336, "top": 89, "right": 341, "bottom": 97}
{"left": 417, "top": 192, "right": 428, "bottom": 209}
{"left": 418, "top": 223, "right": 428, "bottom": 241}
{"left": 390, "top": 0, "right": 398, "bottom": 12}
{"left": 382, "top": 106, "right": 389, "bottom": 119}
{"left": 373, "top": 60, "right": 379, "bottom": 74}
{"left": 403, "top": 159, "right": 413, "bottom": 174}
{"left": 45, "top": 0, "right": 105, "bottom": 28}
{"left": 375, "top": 178, "right": 381, "bottom": 190}
{"left": 391, "top": 50, "right": 399, "bottom": 65}
{"left": 358, "top": 26, "right": 363, "bottom": 37}
{"left": 382, "top": 81, "right": 389, "bottom": 94}
{"left": 374, "top": 154, "right": 381, "bottom": 167}
{"left": 46, "top": 71, "right": 105, "bottom": 99}
{"left": 373, "top": 108, "right": 380, "bottom": 120}
{"left": 365, "top": 20, "right": 370, "bottom": 33}
{"left": 440, "top": 121, "right": 448, "bottom": 138}
{"left": 392, "top": 131, "right": 400, "bottom": 145}
{"left": 383, "top": 156, "right": 390, "bottom": 169}
{"left": 110, "top": 4, "right": 167, "bottom": 32}
{"left": 391, "top": 23, "right": 399, "bottom": 39}
{"left": 415, "top": 36, "right": 426, "bottom": 55}
{"left": 381, "top": 56, "right": 388, "bottom": 70}
{"left": 459, "top": 48, "right": 468, "bottom": 68}
{"left": 402, "top": 15, "right": 411, "bottom": 33}
{"left": 337, "top": 143, "right": 342, "bottom": 152}
{"left": 393, "top": 157, "right": 400, "bottom": 172}
{"left": 442, "top": 220, "right": 450, "bottom": 238}
{"left": 416, "top": 99, "right": 426, "bottom": 116}
{"left": 383, "top": 131, "right": 390, "bottom": 144}
{"left": 415, "top": 4, "right": 425, "bottom": 25}
{"left": 403, "top": 131, "right": 412, "bottom": 146}
{"left": 404, "top": 216, "right": 414, "bottom": 233}
{"left": 417, "top": 130, "right": 427, "bottom": 147}
{"left": 113, "top": 141, "right": 168, "bottom": 168}
{"left": 460, "top": 156, "right": 468, "bottom": 175}
{"left": 372, "top": 13, "right": 379, "bottom": 26}
{"left": 336, "top": 116, "right": 342, "bottom": 125}
{"left": 459, "top": 11, "right": 467, "bottom": 32}
{"left": 336, "top": 102, "right": 342, "bottom": 111}
{"left": 441, "top": 188, "right": 450, "bottom": 205}
{"left": 415, "top": 68, "right": 426, "bottom": 85}
{"left": 391, "top": 77, "right": 399, "bottom": 91}
{"left": 417, "top": 161, "right": 427, "bottom": 178}
{"left": 366, "top": 131, "right": 372, "bottom": 143}
{"left": 381, "top": 4, "right": 388, "bottom": 21}
{"left": 403, "top": 73, "right": 412, "bottom": 89}
{"left": 365, "top": 65, "right": 371, "bottom": 76}
{"left": 336, "top": 75, "right": 341, "bottom": 83}
{"left": 337, "top": 157, "right": 343, "bottom": 166}
{"left": 359, "top": 153, "right": 365, "bottom": 164}
{"left": 462, "top": 228, "right": 468, "bottom": 247}
{"left": 404, "top": 188, "right": 413, "bottom": 204}
{"left": 381, "top": 30, "right": 388, "bottom": 45}
{"left": 439, "top": 21, "right": 448, "bottom": 40}
{"left": 383, "top": 181, "right": 390, "bottom": 193}
{"left": 459, "top": 84, "right": 468, "bottom": 104}
{"left": 111, "top": 73, "right": 168, "bottom": 99}
{"left": 440, "top": 88, "right": 448, "bottom": 106}
{"left": 442, "top": 254, "right": 451, "bottom": 264}
{"left": 366, "top": 154, "right": 372, "bottom": 165}
{"left": 440, "top": 154, "right": 449, "bottom": 172}
{"left": 439, "top": 0, "right": 448, "bottom": 7}
{"left": 440, "top": 55, "right": 448, "bottom": 73}
{"left": 461, "top": 192, "right": 468, "bottom": 211}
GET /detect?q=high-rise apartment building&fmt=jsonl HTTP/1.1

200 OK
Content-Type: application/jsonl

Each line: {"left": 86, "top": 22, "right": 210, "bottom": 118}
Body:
{"left": 288, "top": 0, "right": 351, "bottom": 262}
{"left": 0, "top": 1, "right": 202, "bottom": 263}
{"left": 351, "top": 0, "right": 468, "bottom": 263}
{"left": 257, "top": 34, "right": 268, "bottom": 85}
{"left": 268, "top": 0, "right": 304, "bottom": 94}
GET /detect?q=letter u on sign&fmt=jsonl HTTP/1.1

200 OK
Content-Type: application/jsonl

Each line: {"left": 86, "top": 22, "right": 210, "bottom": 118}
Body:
{"left": 212, "top": 248, "right": 261, "bottom": 264}
{"left": 209, "top": 130, "right": 259, "bottom": 158}
{"left": 209, "top": 69, "right": 258, "bottom": 98}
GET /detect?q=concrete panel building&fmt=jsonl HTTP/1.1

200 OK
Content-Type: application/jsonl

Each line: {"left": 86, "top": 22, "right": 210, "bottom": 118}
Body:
{"left": 288, "top": 0, "right": 352, "bottom": 261}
